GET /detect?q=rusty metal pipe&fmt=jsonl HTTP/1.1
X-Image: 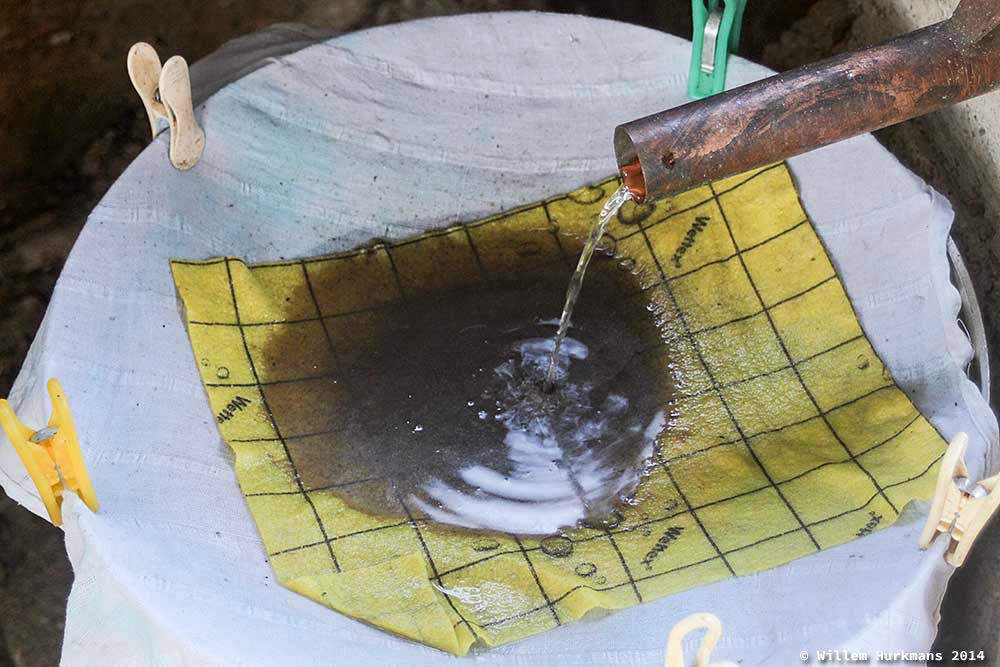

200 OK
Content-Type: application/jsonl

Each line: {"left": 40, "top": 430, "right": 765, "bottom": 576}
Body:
{"left": 614, "top": 1, "right": 1000, "bottom": 203}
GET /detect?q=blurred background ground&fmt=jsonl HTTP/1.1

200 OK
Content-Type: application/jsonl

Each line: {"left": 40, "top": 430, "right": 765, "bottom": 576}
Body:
{"left": 0, "top": 1, "right": 996, "bottom": 665}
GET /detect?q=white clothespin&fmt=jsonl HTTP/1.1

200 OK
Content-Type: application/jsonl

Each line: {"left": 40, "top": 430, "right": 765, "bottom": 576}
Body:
{"left": 919, "top": 432, "right": 1000, "bottom": 566}
{"left": 127, "top": 42, "right": 205, "bottom": 170}
{"left": 664, "top": 612, "right": 737, "bottom": 667}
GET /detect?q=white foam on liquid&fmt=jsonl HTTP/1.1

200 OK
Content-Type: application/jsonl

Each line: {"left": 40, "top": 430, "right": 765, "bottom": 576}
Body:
{"left": 410, "top": 335, "right": 665, "bottom": 535}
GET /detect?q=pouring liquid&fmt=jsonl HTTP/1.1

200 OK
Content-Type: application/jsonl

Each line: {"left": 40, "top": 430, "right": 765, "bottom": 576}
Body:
{"left": 545, "top": 185, "right": 634, "bottom": 391}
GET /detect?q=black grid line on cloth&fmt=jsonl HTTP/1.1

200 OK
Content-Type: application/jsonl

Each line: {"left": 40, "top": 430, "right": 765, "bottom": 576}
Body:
{"left": 300, "top": 259, "right": 346, "bottom": 376}
{"left": 469, "top": 449, "right": 944, "bottom": 629}
{"left": 599, "top": 268, "right": 834, "bottom": 355}
{"left": 382, "top": 242, "right": 409, "bottom": 302}
{"left": 381, "top": 238, "right": 489, "bottom": 639}
{"left": 190, "top": 301, "right": 395, "bottom": 328}
{"left": 268, "top": 519, "right": 417, "bottom": 557}
{"left": 449, "top": 220, "right": 566, "bottom": 632}
{"left": 685, "top": 274, "right": 837, "bottom": 336}
{"left": 161, "top": 171, "right": 629, "bottom": 269}
{"left": 663, "top": 411, "right": 922, "bottom": 474}
{"left": 273, "top": 404, "right": 922, "bottom": 577}
{"left": 656, "top": 453, "right": 736, "bottom": 577}
{"left": 187, "top": 254, "right": 564, "bottom": 328}
{"left": 635, "top": 213, "right": 823, "bottom": 551}
{"left": 647, "top": 331, "right": 864, "bottom": 403}
{"left": 169, "top": 163, "right": 781, "bottom": 274}
{"left": 604, "top": 164, "right": 783, "bottom": 243}
{"left": 182, "top": 196, "right": 797, "bottom": 333}
{"left": 542, "top": 200, "right": 576, "bottom": 272}
{"left": 622, "top": 217, "right": 812, "bottom": 299}
{"left": 709, "top": 182, "right": 899, "bottom": 515}
{"left": 372, "top": 164, "right": 774, "bottom": 262}
{"left": 244, "top": 475, "right": 384, "bottom": 497}
{"left": 202, "top": 269, "right": 843, "bottom": 393}
{"left": 603, "top": 526, "right": 643, "bottom": 603}
{"left": 303, "top": 241, "right": 483, "bottom": 638}
{"left": 185, "top": 254, "right": 563, "bottom": 330}
{"left": 191, "top": 237, "right": 809, "bottom": 333}
{"left": 393, "top": 484, "right": 483, "bottom": 639}
{"left": 461, "top": 223, "right": 488, "bottom": 277}
{"left": 222, "top": 258, "right": 341, "bottom": 573}
{"left": 229, "top": 426, "right": 349, "bottom": 443}
{"left": 458, "top": 218, "right": 648, "bottom": 611}
{"left": 431, "top": 403, "right": 922, "bottom": 578}
{"left": 621, "top": 227, "right": 743, "bottom": 573}
{"left": 226, "top": 382, "right": 900, "bottom": 450}
{"left": 514, "top": 536, "right": 561, "bottom": 626}
{"left": 302, "top": 248, "right": 479, "bottom": 640}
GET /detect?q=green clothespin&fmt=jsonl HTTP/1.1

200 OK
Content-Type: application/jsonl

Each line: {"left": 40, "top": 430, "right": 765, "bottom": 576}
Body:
{"left": 688, "top": 0, "right": 747, "bottom": 100}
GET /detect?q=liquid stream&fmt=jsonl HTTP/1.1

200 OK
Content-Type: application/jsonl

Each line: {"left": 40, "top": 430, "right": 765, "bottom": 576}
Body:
{"left": 545, "top": 185, "right": 634, "bottom": 390}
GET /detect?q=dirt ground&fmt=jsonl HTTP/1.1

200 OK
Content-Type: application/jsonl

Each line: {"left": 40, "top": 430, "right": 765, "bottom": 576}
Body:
{"left": 0, "top": 1, "right": 995, "bottom": 664}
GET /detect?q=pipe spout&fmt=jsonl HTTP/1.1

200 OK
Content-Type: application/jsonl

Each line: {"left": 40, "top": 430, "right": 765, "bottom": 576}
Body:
{"left": 615, "top": 2, "right": 1000, "bottom": 202}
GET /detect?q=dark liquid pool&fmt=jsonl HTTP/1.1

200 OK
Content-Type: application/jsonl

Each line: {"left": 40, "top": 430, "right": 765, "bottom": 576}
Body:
{"left": 261, "top": 234, "right": 672, "bottom": 535}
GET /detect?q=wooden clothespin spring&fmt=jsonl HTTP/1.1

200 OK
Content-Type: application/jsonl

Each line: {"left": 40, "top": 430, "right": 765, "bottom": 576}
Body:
{"left": 127, "top": 42, "right": 205, "bottom": 170}
{"left": 919, "top": 432, "right": 1000, "bottom": 566}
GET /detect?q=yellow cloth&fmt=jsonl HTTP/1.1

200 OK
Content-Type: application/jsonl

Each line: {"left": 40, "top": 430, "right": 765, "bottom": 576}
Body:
{"left": 171, "top": 163, "right": 946, "bottom": 654}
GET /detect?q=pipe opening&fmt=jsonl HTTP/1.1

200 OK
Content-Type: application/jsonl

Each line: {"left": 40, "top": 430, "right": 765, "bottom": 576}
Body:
{"left": 613, "top": 125, "right": 647, "bottom": 202}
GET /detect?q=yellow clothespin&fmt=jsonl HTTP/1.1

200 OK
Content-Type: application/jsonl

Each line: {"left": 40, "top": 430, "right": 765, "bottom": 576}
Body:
{"left": 127, "top": 42, "right": 205, "bottom": 170}
{"left": 664, "top": 612, "right": 737, "bottom": 667}
{"left": 0, "top": 379, "right": 98, "bottom": 526}
{"left": 919, "top": 432, "right": 1000, "bottom": 566}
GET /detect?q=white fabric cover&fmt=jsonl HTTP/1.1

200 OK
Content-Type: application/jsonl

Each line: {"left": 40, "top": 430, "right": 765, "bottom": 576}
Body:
{"left": 0, "top": 13, "right": 995, "bottom": 666}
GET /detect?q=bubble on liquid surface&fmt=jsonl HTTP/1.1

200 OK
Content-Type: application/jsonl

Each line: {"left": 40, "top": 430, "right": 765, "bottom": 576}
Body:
{"left": 260, "top": 227, "right": 672, "bottom": 536}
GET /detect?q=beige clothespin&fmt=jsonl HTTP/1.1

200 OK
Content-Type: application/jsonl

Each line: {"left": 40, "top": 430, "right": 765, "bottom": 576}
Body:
{"left": 127, "top": 42, "right": 205, "bottom": 170}
{"left": 664, "top": 612, "right": 737, "bottom": 667}
{"left": 919, "top": 432, "right": 1000, "bottom": 566}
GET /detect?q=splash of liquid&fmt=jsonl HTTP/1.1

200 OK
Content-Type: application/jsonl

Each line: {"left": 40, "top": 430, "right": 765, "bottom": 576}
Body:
{"left": 545, "top": 185, "right": 634, "bottom": 390}
{"left": 412, "top": 331, "right": 665, "bottom": 534}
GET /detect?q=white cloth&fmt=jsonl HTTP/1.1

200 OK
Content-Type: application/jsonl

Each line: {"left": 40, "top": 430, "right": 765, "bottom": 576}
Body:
{"left": 0, "top": 13, "right": 995, "bottom": 666}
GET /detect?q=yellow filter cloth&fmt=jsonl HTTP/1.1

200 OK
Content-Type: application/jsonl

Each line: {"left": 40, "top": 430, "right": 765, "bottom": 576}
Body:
{"left": 171, "top": 163, "right": 946, "bottom": 654}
